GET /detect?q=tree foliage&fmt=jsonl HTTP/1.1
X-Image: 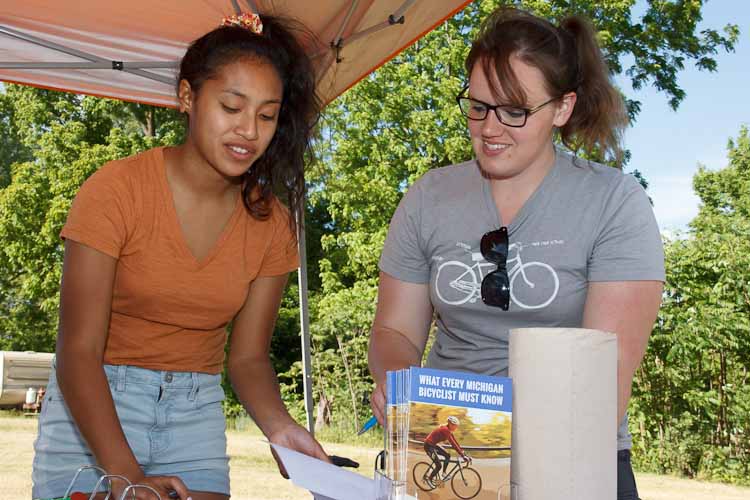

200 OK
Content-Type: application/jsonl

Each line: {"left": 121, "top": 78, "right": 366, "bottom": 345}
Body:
{"left": 0, "top": 85, "right": 185, "bottom": 350}
{"left": 630, "top": 127, "right": 750, "bottom": 484}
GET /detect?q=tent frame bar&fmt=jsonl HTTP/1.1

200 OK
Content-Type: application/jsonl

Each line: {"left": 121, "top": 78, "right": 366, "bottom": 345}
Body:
{"left": 345, "top": 0, "right": 415, "bottom": 45}
{"left": 2, "top": 0, "right": 418, "bottom": 83}
{"left": 243, "top": 0, "right": 259, "bottom": 14}
{"left": 334, "top": 0, "right": 360, "bottom": 46}
{"left": 0, "top": 25, "right": 174, "bottom": 85}
{"left": 231, "top": 0, "right": 259, "bottom": 14}
{"left": 316, "top": 0, "right": 416, "bottom": 60}
{"left": 391, "top": 0, "right": 417, "bottom": 21}
{"left": 0, "top": 61, "right": 177, "bottom": 70}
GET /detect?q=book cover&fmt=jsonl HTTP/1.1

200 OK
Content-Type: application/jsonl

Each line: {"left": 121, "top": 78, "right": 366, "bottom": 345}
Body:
{"left": 405, "top": 367, "right": 512, "bottom": 500}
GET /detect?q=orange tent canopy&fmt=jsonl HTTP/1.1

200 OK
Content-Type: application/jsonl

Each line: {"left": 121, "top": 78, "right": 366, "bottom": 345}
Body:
{"left": 0, "top": 0, "right": 471, "bottom": 106}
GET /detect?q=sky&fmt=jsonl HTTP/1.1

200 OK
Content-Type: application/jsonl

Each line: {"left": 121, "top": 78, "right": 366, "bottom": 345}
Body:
{"left": 617, "top": 0, "right": 750, "bottom": 235}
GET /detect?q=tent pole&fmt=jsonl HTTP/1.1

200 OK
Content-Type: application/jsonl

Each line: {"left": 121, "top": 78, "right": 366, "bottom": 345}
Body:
{"left": 296, "top": 200, "right": 315, "bottom": 435}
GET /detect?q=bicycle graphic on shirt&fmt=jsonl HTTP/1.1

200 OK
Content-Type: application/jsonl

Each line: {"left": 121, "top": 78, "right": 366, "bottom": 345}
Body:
{"left": 435, "top": 242, "right": 559, "bottom": 309}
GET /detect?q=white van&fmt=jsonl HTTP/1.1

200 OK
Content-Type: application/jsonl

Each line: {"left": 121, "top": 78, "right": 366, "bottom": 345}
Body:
{"left": 0, "top": 351, "right": 55, "bottom": 408}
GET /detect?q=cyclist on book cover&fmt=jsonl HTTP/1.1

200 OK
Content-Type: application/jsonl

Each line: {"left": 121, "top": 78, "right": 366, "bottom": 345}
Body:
{"left": 423, "top": 416, "right": 471, "bottom": 487}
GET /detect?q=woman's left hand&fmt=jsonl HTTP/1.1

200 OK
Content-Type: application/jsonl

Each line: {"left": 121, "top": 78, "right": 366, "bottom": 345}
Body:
{"left": 268, "top": 421, "right": 331, "bottom": 477}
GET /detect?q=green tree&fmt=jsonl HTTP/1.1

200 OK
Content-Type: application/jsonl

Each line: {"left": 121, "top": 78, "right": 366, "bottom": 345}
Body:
{"left": 0, "top": 90, "right": 33, "bottom": 188}
{"left": 631, "top": 127, "right": 750, "bottom": 484}
{"left": 0, "top": 85, "right": 184, "bottom": 351}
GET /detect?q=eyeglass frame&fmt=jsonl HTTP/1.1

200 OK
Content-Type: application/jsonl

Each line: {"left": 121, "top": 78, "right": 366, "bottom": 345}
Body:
{"left": 455, "top": 86, "right": 562, "bottom": 128}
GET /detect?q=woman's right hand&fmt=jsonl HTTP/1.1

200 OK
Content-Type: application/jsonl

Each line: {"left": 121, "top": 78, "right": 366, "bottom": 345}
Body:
{"left": 108, "top": 473, "right": 191, "bottom": 500}
{"left": 267, "top": 420, "right": 331, "bottom": 478}
{"left": 370, "top": 382, "right": 387, "bottom": 426}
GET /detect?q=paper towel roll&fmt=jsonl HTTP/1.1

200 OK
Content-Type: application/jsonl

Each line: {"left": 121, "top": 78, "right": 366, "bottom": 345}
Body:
{"left": 509, "top": 328, "right": 617, "bottom": 500}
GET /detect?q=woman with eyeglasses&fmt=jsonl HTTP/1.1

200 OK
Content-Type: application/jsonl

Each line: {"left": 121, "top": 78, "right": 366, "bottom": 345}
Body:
{"left": 367, "top": 7, "right": 664, "bottom": 500}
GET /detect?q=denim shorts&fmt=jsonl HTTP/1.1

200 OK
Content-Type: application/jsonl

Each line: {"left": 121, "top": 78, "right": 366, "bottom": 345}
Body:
{"left": 32, "top": 362, "right": 230, "bottom": 498}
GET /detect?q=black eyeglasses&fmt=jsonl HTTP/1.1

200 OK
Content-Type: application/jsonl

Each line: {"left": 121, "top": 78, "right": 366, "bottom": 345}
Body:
{"left": 480, "top": 227, "right": 510, "bottom": 310}
{"left": 456, "top": 87, "right": 560, "bottom": 128}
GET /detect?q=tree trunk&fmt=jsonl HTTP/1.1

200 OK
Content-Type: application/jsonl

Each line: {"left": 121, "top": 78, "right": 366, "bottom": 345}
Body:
{"left": 336, "top": 334, "right": 359, "bottom": 431}
{"left": 141, "top": 108, "right": 154, "bottom": 137}
{"left": 718, "top": 350, "right": 729, "bottom": 446}
{"left": 315, "top": 391, "right": 332, "bottom": 432}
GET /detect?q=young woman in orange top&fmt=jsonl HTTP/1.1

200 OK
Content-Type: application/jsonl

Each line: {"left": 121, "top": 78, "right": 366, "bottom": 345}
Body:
{"left": 32, "top": 14, "right": 326, "bottom": 500}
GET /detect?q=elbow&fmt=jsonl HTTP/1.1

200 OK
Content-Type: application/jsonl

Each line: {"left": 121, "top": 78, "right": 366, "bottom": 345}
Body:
{"left": 618, "top": 335, "right": 651, "bottom": 380}
{"left": 227, "top": 354, "right": 270, "bottom": 379}
{"left": 367, "top": 342, "right": 379, "bottom": 378}
{"left": 55, "top": 343, "right": 103, "bottom": 371}
{"left": 367, "top": 326, "right": 393, "bottom": 374}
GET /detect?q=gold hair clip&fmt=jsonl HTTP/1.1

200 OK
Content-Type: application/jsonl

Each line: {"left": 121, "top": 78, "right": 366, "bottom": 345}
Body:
{"left": 221, "top": 12, "right": 263, "bottom": 35}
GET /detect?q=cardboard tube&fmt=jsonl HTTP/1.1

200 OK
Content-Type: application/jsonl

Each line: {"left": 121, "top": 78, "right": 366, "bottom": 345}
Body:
{"left": 509, "top": 328, "right": 617, "bottom": 500}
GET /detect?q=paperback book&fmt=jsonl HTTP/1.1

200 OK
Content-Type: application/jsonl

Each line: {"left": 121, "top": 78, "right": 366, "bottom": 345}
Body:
{"left": 386, "top": 366, "right": 512, "bottom": 500}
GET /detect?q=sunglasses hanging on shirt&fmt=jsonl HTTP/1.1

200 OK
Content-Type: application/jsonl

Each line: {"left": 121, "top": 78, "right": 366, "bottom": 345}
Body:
{"left": 480, "top": 227, "right": 510, "bottom": 310}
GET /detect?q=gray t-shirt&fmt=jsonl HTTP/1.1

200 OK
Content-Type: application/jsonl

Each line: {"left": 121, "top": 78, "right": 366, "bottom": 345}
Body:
{"left": 379, "top": 149, "right": 665, "bottom": 450}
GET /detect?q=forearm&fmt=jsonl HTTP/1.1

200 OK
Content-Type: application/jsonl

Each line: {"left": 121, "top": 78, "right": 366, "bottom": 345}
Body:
{"left": 618, "top": 375, "right": 633, "bottom": 425}
{"left": 229, "top": 355, "right": 296, "bottom": 438}
{"left": 449, "top": 436, "right": 465, "bottom": 456}
{"left": 582, "top": 281, "right": 662, "bottom": 424}
{"left": 368, "top": 325, "right": 423, "bottom": 386}
{"left": 55, "top": 349, "right": 141, "bottom": 478}
{"left": 617, "top": 338, "right": 649, "bottom": 422}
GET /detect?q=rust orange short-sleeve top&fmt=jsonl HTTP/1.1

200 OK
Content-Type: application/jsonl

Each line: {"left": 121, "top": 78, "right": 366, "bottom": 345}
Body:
{"left": 61, "top": 147, "right": 299, "bottom": 374}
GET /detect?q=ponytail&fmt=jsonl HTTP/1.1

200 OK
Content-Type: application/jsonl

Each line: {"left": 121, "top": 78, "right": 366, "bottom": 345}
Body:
{"left": 558, "top": 15, "right": 627, "bottom": 165}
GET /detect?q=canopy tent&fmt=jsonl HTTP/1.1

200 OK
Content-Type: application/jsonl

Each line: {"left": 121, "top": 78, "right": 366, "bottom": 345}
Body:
{"left": 0, "top": 0, "right": 471, "bottom": 106}
{"left": 0, "top": 0, "right": 472, "bottom": 433}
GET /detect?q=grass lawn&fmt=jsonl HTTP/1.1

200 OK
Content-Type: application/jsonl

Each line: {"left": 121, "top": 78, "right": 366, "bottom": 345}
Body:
{"left": 2, "top": 413, "right": 748, "bottom": 499}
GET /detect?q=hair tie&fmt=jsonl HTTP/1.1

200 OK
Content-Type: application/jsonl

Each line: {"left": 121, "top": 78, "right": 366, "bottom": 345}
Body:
{"left": 221, "top": 12, "right": 263, "bottom": 35}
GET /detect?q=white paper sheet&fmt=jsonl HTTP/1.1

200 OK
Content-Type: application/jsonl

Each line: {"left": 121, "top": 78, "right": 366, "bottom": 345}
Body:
{"left": 270, "top": 443, "right": 389, "bottom": 500}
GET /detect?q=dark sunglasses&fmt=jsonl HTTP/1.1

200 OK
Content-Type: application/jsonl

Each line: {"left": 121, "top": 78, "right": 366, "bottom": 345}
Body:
{"left": 480, "top": 227, "right": 510, "bottom": 310}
